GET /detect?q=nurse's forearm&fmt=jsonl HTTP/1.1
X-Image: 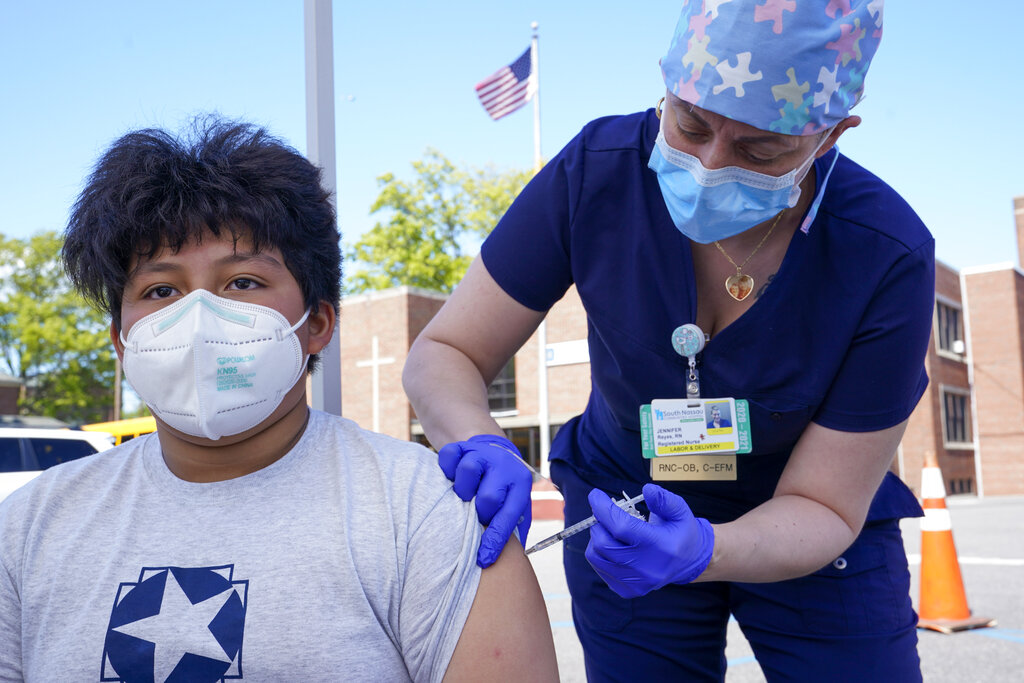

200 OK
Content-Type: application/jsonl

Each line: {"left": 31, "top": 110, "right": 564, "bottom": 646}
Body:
{"left": 403, "top": 336, "right": 505, "bottom": 449}
{"left": 696, "top": 494, "right": 859, "bottom": 583}
{"left": 695, "top": 420, "right": 906, "bottom": 583}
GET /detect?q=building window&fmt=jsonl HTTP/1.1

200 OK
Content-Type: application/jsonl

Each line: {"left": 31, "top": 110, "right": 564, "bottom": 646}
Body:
{"left": 949, "top": 478, "right": 973, "bottom": 494}
{"left": 940, "top": 387, "right": 972, "bottom": 447}
{"left": 935, "top": 301, "right": 965, "bottom": 356}
{"left": 504, "top": 424, "right": 560, "bottom": 471}
{"left": 488, "top": 359, "right": 516, "bottom": 415}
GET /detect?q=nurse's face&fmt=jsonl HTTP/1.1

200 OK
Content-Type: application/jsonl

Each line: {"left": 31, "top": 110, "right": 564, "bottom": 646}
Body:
{"left": 662, "top": 92, "right": 851, "bottom": 176}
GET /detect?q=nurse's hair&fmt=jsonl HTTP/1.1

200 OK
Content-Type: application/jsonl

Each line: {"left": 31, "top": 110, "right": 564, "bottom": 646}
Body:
{"left": 62, "top": 114, "right": 340, "bottom": 370}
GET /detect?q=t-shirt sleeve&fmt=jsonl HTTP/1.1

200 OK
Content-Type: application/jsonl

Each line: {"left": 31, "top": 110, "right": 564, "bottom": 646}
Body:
{"left": 398, "top": 486, "right": 482, "bottom": 683}
{"left": 480, "top": 129, "right": 585, "bottom": 312}
{"left": 813, "top": 237, "right": 936, "bottom": 431}
{"left": 0, "top": 500, "right": 25, "bottom": 681}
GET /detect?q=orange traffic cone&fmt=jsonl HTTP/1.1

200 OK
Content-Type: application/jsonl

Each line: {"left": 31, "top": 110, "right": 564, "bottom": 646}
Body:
{"left": 917, "top": 451, "right": 995, "bottom": 633}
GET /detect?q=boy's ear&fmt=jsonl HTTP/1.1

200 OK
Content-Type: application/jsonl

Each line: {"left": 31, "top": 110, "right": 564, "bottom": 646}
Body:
{"left": 110, "top": 322, "right": 125, "bottom": 361}
{"left": 307, "top": 300, "right": 336, "bottom": 355}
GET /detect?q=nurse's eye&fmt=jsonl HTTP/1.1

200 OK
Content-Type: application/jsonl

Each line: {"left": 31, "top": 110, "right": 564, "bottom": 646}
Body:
{"left": 740, "top": 148, "right": 782, "bottom": 166}
{"left": 143, "top": 285, "right": 177, "bottom": 299}
{"left": 228, "top": 278, "right": 260, "bottom": 291}
{"left": 676, "top": 125, "right": 709, "bottom": 142}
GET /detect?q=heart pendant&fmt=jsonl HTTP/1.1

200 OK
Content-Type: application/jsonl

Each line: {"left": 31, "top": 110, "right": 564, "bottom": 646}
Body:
{"left": 725, "top": 273, "right": 754, "bottom": 301}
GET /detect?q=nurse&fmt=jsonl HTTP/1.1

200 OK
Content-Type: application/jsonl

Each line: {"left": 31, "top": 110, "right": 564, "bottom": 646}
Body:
{"left": 404, "top": 2, "right": 933, "bottom": 680}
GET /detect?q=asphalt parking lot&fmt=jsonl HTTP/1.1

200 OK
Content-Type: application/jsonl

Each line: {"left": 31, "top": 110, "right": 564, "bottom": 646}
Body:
{"left": 528, "top": 495, "right": 1024, "bottom": 682}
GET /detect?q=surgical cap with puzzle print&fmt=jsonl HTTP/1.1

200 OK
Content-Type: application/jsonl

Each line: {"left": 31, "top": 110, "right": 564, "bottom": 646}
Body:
{"left": 660, "top": 0, "right": 884, "bottom": 135}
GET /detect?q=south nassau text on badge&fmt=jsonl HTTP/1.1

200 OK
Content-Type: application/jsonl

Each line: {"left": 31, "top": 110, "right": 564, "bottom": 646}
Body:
{"left": 641, "top": 398, "right": 751, "bottom": 481}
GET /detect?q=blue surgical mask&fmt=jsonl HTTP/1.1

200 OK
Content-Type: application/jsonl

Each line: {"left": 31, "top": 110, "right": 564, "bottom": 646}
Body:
{"left": 648, "top": 120, "right": 830, "bottom": 244}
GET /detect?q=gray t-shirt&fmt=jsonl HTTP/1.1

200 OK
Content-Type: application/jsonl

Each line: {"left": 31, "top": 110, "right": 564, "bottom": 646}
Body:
{"left": 0, "top": 410, "right": 482, "bottom": 682}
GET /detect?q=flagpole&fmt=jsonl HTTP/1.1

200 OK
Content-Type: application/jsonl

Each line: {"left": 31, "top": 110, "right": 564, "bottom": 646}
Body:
{"left": 531, "top": 22, "right": 542, "bottom": 174}
{"left": 531, "top": 21, "right": 551, "bottom": 480}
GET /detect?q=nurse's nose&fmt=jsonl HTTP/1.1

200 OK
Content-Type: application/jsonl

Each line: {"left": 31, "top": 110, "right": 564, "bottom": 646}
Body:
{"left": 697, "top": 138, "right": 734, "bottom": 171}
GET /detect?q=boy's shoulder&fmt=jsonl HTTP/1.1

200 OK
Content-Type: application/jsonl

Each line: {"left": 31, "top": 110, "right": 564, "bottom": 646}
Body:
{"left": 304, "top": 410, "right": 452, "bottom": 494}
{"left": 308, "top": 410, "right": 435, "bottom": 461}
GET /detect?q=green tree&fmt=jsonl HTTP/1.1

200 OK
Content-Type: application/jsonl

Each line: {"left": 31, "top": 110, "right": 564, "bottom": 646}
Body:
{"left": 0, "top": 231, "right": 116, "bottom": 423}
{"left": 346, "top": 149, "right": 531, "bottom": 294}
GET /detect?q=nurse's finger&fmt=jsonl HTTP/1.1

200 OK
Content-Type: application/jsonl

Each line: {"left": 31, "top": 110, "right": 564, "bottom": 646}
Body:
{"left": 588, "top": 488, "right": 649, "bottom": 543}
{"left": 451, "top": 452, "right": 487, "bottom": 503}
{"left": 437, "top": 442, "right": 467, "bottom": 482}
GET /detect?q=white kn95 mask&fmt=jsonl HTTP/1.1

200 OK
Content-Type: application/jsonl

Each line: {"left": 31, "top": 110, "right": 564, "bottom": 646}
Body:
{"left": 121, "top": 289, "right": 310, "bottom": 440}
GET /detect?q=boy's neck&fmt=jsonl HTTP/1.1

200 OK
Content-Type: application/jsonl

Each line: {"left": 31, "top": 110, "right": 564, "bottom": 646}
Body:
{"left": 154, "top": 388, "right": 312, "bottom": 483}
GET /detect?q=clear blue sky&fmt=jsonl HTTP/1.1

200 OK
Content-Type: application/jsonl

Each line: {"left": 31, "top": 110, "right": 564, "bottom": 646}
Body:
{"left": 1, "top": 1, "right": 1021, "bottom": 273}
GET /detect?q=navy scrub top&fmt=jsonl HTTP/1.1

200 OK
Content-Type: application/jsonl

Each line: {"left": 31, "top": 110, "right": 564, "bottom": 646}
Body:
{"left": 481, "top": 109, "right": 934, "bottom": 524}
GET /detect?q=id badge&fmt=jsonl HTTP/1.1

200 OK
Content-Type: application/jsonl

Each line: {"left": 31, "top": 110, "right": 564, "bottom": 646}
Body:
{"left": 640, "top": 398, "right": 751, "bottom": 481}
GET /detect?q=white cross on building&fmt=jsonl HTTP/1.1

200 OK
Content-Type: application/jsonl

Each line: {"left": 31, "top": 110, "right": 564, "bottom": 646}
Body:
{"left": 355, "top": 336, "right": 396, "bottom": 432}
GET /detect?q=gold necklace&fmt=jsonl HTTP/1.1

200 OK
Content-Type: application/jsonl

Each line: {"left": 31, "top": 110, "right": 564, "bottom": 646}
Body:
{"left": 713, "top": 210, "right": 785, "bottom": 302}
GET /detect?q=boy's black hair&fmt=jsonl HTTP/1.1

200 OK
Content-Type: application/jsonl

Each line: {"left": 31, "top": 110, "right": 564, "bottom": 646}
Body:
{"left": 62, "top": 115, "right": 341, "bottom": 372}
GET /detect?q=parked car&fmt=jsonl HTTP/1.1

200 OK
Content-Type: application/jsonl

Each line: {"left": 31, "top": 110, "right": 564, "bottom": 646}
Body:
{"left": 0, "top": 428, "right": 114, "bottom": 502}
{"left": 81, "top": 415, "right": 157, "bottom": 445}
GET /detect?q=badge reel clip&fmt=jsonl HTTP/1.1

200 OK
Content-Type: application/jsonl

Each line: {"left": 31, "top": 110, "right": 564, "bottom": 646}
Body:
{"left": 671, "top": 323, "right": 706, "bottom": 399}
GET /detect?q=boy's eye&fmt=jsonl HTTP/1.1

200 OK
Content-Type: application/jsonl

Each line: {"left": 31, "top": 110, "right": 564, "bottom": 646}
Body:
{"left": 144, "top": 285, "right": 177, "bottom": 299}
{"left": 229, "top": 278, "right": 259, "bottom": 290}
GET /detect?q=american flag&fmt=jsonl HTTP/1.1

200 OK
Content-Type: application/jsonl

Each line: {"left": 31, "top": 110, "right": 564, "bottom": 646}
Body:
{"left": 474, "top": 48, "right": 535, "bottom": 121}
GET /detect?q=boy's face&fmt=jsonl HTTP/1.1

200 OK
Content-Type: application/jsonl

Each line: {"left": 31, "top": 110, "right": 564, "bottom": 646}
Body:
{"left": 111, "top": 228, "right": 333, "bottom": 446}
{"left": 118, "top": 230, "right": 308, "bottom": 340}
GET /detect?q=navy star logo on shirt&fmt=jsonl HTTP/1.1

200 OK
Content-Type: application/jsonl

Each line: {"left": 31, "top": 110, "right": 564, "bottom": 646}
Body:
{"left": 102, "top": 565, "right": 248, "bottom": 682}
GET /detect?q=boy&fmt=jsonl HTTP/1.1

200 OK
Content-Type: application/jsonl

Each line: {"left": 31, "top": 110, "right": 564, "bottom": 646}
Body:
{"left": 0, "top": 118, "right": 558, "bottom": 681}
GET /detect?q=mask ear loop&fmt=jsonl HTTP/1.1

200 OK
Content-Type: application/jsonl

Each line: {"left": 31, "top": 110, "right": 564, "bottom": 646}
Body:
{"left": 787, "top": 125, "right": 838, "bottom": 205}
{"left": 799, "top": 146, "right": 840, "bottom": 234}
{"left": 277, "top": 308, "right": 312, "bottom": 342}
{"left": 271, "top": 307, "right": 315, "bottom": 394}
{"left": 285, "top": 308, "right": 314, "bottom": 385}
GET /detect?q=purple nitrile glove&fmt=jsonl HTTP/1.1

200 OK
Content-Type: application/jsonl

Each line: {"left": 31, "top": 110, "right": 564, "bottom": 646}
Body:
{"left": 585, "top": 483, "right": 715, "bottom": 599}
{"left": 437, "top": 434, "right": 533, "bottom": 568}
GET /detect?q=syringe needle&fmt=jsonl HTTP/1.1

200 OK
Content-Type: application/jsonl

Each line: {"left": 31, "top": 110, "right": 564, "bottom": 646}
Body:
{"left": 524, "top": 492, "right": 645, "bottom": 556}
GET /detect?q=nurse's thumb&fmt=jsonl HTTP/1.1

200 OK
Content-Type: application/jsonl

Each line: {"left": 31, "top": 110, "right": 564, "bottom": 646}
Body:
{"left": 643, "top": 483, "right": 693, "bottom": 525}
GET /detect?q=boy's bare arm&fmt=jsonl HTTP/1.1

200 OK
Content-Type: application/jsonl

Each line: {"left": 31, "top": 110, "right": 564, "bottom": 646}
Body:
{"left": 443, "top": 537, "right": 559, "bottom": 681}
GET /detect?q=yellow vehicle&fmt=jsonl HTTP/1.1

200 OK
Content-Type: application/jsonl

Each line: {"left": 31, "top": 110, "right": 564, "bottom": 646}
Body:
{"left": 81, "top": 416, "right": 157, "bottom": 445}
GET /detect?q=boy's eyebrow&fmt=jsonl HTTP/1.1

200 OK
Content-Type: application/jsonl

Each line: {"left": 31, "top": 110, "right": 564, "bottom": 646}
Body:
{"left": 218, "top": 252, "right": 286, "bottom": 269}
{"left": 128, "top": 252, "right": 285, "bottom": 279}
{"left": 130, "top": 261, "right": 183, "bottom": 277}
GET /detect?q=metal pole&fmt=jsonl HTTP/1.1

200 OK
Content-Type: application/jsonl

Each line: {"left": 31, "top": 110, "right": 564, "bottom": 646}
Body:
{"left": 113, "top": 357, "right": 122, "bottom": 421}
{"left": 304, "top": 0, "right": 342, "bottom": 415}
{"left": 531, "top": 22, "right": 551, "bottom": 479}
{"left": 960, "top": 270, "right": 984, "bottom": 498}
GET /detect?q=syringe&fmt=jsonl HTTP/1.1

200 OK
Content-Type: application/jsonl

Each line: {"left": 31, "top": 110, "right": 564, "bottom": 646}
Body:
{"left": 524, "top": 492, "right": 645, "bottom": 555}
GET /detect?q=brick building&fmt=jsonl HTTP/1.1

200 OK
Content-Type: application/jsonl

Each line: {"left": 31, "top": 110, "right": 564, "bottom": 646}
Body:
{"left": 896, "top": 260, "right": 975, "bottom": 496}
{"left": 959, "top": 262, "right": 1024, "bottom": 496}
{"left": 338, "top": 285, "right": 589, "bottom": 471}
{"left": 338, "top": 287, "right": 447, "bottom": 439}
{"left": 337, "top": 201, "right": 1024, "bottom": 497}
{"left": 0, "top": 372, "right": 21, "bottom": 415}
